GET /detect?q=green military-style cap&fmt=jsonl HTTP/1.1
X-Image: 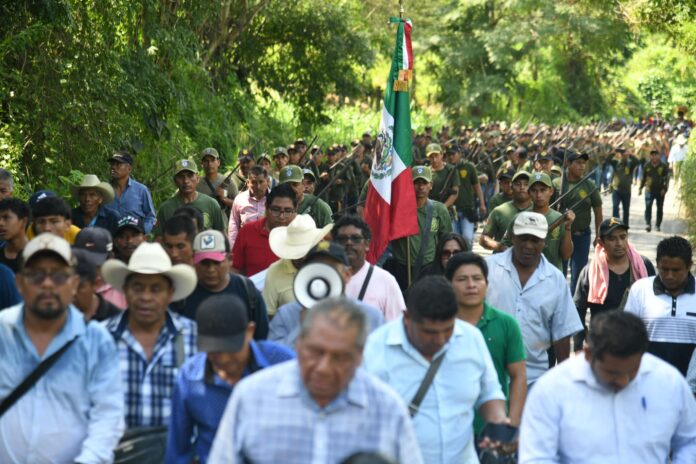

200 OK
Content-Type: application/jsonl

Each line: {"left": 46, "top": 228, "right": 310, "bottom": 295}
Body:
{"left": 425, "top": 143, "right": 442, "bottom": 156}
{"left": 200, "top": 147, "right": 219, "bottom": 160}
{"left": 512, "top": 170, "right": 531, "bottom": 183}
{"left": 303, "top": 168, "right": 316, "bottom": 181}
{"left": 412, "top": 165, "right": 432, "bottom": 182}
{"left": 274, "top": 147, "right": 289, "bottom": 158}
{"left": 279, "top": 165, "right": 303, "bottom": 184}
{"left": 256, "top": 153, "right": 272, "bottom": 164}
{"left": 174, "top": 159, "right": 198, "bottom": 177}
{"left": 528, "top": 171, "right": 553, "bottom": 189}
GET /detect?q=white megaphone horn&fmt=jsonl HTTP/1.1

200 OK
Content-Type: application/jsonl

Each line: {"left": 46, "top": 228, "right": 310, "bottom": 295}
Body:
{"left": 293, "top": 262, "right": 344, "bottom": 309}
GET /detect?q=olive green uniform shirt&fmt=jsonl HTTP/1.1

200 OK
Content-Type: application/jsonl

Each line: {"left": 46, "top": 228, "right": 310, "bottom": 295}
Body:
{"left": 392, "top": 200, "right": 452, "bottom": 266}
{"left": 153, "top": 192, "right": 228, "bottom": 236}
{"left": 488, "top": 192, "right": 512, "bottom": 211}
{"left": 483, "top": 201, "right": 531, "bottom": 243}
{"left": 298, "top": 194, "right": 333, "bottom": 228}
{"left": 453, "top": 160, "right": 479, "bottom": 214}
{"left": 608, "top": 155, "right": 640, "bottom": 194}
{"left": 429, "top": 163, "right": 460, "bottom": 204}
{"left": 552, "top": 177, "right": 602, "bottom": 233}
{"left": 640, "top": 161, "right": 670, "bottom": 195}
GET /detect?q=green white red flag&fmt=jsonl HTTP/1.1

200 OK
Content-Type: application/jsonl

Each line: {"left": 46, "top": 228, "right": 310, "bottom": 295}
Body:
{"left": 365, "top": 17, "right": 418, "bottom": 263}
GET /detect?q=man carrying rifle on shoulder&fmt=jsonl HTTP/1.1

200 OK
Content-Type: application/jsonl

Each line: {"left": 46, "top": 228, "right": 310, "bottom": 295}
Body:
{"left": 426, "top": 143, "right": 460, "bottom": 229}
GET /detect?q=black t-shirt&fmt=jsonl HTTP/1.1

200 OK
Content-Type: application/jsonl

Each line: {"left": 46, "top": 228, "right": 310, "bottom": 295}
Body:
{"left": 170, "top": 273, "right": 269, "bottom": 340}
{"left": 0, "top": 244, "right": 21, "bottom": 274}
{"left": 574, "top": 256, "right": 656, "bottom": 316}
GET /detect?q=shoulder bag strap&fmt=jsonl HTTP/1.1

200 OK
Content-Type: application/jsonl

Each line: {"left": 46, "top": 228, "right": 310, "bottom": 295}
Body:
{"left": 241, "top": 275, "right": 258, "bottom": 323}
{"left": 0, "top": 337, "right": 79, "bottom": 418}
{"left": 409, "top": 351, "right": 446, "bottom": 417}
{"left": 413, "top": 200, "right": 435, "bottom": 279}
{"left": 357, "top": 265, "right": 374, "bottom": 301}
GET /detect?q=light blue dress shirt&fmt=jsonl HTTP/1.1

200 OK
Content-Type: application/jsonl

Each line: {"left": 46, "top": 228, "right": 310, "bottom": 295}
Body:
{"left": 105, "top": 177, "right": 156, "bottom": 233}
{"left": 363, "top": 318, "right": 504, "bottom": 464}
{"left": 0, "top": 304, "right": 125, "bottom": 464}
{"left": 269, "top": 300, "right": 384, "bottom": 349}
{"left": 485, "top": 249, "right": 583, "bottom": 383}
{"left": 520, "top": 353, "right": 696, "bottom": 463}
{"left": 208, "top": 360, "right": 423, "bottom": 464}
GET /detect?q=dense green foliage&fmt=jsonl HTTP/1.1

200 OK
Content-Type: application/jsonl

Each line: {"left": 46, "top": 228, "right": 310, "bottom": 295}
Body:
{"left": 0, "top": 0, "right": 694, "bottom": 206}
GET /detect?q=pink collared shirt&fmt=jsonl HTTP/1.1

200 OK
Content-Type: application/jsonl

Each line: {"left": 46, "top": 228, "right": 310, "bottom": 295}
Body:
{"left": 345, "top": 261, "right": 405, "bottom": 321}
{"left": 228, "top": 190, "right": 266, "bottom": 248}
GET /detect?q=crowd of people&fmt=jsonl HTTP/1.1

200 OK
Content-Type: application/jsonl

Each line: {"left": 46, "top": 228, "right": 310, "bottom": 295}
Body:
{"left": 0, "top": 114, "right": 694, "bottom": 463}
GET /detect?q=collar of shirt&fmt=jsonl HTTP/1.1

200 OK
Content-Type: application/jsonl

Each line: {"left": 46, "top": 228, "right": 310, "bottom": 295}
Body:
{"left": 252, "top": 217, "right": 271, "bottom": 236}
{"left": 653, "top": 273, "right": 696, "bottom": 296}
{"left": 476, "top": 302, "right": 498, "bottom": 329}
{"left": 384, "top": 317, "right": 463, "bottom": 367}
{"left": 10, "top": 304, "right": 86, "bottom": 359}
{"left": 568, "top": 351, "right": 656, "bottom": 391}
{"left": 201, "top": 340, "right": 270, "bottom": 387}
{"left": 275, "top": 361, "right": 369, "bottom": 412}
{"left": 110, "top": 308, "right": 184, "bottom": 362}
{"left": 279, "top": 258, "right": 297, "bottom": 274}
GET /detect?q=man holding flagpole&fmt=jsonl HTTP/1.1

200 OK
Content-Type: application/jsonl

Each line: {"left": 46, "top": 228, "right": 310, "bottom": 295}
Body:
{"left": 363, "top": 16, "right": 419, "bottom": 267}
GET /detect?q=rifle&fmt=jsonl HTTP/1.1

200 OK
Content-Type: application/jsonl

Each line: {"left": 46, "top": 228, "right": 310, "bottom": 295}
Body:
{"left": 303, "top": 144, "right": 361, "bottom": 214}
{"left": 550, "top": 166, "right": 599, "bottom": 210}
{"left": 548, "top": 186, "right": 600, "bottom": 232}
{"left": 296, "top": 135, "right": 319, "bottom": 166}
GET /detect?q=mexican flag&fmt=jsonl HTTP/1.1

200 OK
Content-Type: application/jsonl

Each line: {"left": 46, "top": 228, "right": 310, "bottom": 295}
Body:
{"left": 365, "top": 17, "right": 419, "bottom": 263}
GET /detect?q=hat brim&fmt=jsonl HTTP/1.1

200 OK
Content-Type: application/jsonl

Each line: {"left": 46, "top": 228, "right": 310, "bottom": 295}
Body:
{"left": 193, "top": 252, "right": 227, "bottom": 264}
{"left": 101, "top": 260, "right": 197, "bottom": 302}
{"left": 174, "top": 168, "right": 197, "bottom": 177}
{"left": 115, "top": 224, "right": 145, "bottom": 236}
{"left": 269, "top": 223, "right": 334, "bottom": 260}
{"left": 198, "top": 333, "right": 246, "bottom": 353}
{"left": 601, "top": 224, "right": 629, "bottom": 237}
{"left": 513, "top": 226, "right": 547, "bottom": 240}
{"left": 108, "top": 156, "right": 132, "bottom": 165}
{"left": 70, "top": 183, "right": 115, "bottom": 204}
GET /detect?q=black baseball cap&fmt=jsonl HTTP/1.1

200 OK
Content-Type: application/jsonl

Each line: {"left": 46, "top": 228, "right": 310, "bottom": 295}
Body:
{"left": 497, "top": 166, "right": 516, "bottom": 180}
{"left": 115, "top": 215, "right": 145, "bottom": 236}
{"left": 566, "top": 151, "right": 589, "bottom": 162}
{"left": 73, "top": 227, "right": 114, "bottom": 266}
{"left": 599, "top": 217, "right": 629, "bottom": 237}
{"left": 306, "top": 241, "right": 349, "bottom": 266}
{"left": 196, "top": 294, "right": 249, "bottom": 353}
{"left": 108, "top": 151, "right": 134, "bottom": 165}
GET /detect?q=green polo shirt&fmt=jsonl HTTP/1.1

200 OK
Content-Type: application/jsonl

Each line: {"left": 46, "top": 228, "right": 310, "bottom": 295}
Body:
{"left": 552, "top": 176, "right": 601, "bottom": 233}
{"left": 392, "top": 199, "right": 452, "bottom": 266}
{"left": 473, "top": 302, "right": 527, "bottom": 435}
{"left": 298, "top": 194, "right": 333, "bottom": 227}
{"left": 482, "top": 201, "right": 531, "bottom": 244}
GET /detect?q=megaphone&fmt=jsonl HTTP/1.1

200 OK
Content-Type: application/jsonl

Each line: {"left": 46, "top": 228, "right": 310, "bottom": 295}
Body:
{"left": 293, "top": 262, "right": 344, "bottom": 308}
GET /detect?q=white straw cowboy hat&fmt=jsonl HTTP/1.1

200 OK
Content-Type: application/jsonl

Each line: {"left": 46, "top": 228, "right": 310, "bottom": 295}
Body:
{"left": 101, "top": 242, "right": 197, "bottom": 301}
{"left": 269, "top": 214, "right": 333, "bottom": 260}
{"left": 70, "top": 174, "right": 115, "bottom": 204}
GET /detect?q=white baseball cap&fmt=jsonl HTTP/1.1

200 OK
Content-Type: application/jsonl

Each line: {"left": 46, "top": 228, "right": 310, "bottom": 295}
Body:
{"left": 512, "top": 212, "right": 548, "bottom": 239}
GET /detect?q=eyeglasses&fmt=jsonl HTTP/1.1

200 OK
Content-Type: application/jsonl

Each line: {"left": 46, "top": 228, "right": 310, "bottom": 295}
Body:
{"left": 22, "top": 270, "right": 73, "bottom": 285}
{"left": 335, "top": 235, "right": 365, "bottom": 245}
{"left": 268, "top": 206, "right": 296, "bottom": 217}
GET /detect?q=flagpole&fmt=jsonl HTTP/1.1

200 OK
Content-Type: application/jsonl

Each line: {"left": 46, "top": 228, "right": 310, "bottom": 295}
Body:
{"left": 399, "top": 0, "right": 404, "bottom": 19}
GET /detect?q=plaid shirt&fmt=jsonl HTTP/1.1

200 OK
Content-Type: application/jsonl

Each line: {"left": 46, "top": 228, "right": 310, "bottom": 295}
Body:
{"left": 208, "top": 361, "right": 423, "bottom": 463}
{"left": 103, "top": 309, "right": 197, "bottom": 428}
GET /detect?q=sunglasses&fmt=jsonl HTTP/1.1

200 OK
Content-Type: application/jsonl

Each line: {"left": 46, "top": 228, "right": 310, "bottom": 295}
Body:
{"left": 22, "top": 270, "right": 73, "bottom": 286}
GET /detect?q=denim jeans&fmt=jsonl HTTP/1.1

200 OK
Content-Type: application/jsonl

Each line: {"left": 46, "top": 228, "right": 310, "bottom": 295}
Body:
{"left": 454, "top": 211, "right": 476, "bottom": 251}
{"left": 644, "top": 191, "right": 665, "bottom": 227}
{"left": 612, "top": 190, "right": 631, "bottom": 226}
{"left": 563, "top": 228, "right": 592, "bottom": 295}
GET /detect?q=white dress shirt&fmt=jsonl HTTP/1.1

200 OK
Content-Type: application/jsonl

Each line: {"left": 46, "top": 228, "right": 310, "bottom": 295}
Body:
{"left": 519, "top": 353, "right": 696, "bottom": 463}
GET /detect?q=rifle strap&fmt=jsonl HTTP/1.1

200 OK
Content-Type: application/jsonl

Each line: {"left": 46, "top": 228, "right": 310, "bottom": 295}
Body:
{"left": 413, "top": 200, "right": 434, "bottom": 279}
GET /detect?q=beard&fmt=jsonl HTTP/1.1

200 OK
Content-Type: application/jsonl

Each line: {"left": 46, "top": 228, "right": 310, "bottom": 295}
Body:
{"left": 28, "top": 294, "right": 68, "bottom": 320}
